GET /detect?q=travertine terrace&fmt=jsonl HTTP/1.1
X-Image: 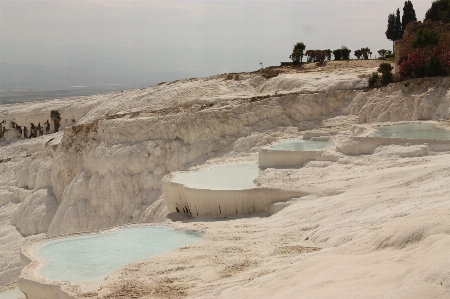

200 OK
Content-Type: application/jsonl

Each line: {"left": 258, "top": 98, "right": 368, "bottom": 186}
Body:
{"left": 1, "top": 60, "right": 450, "bottom": 298}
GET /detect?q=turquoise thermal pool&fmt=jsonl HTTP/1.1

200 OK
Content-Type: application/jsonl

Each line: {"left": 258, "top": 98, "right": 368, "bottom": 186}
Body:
{"left": 34, "top": 226, "right": 201, "bottom": 283}
{"left": 372, "top": 123, "right": 450, "bottom": 140}
{"left": 269, "top": 139, "right": 333, "bottom": 151}
{"left": 0, "top": 287, "right": 24, "bottom": 299}
{"left": 171, "top": 163, "right": 260, "bottom": 190}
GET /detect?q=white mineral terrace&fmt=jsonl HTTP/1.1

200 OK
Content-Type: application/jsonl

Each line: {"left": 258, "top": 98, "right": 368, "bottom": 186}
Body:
{"left": 372, "top": 123, "right": 450, "bottom": 139}
{"left": 18, "top": 225, "right": 201, "bottom": 299}
{"left": 3, "top": 63, "right": 450, "bottom": 298}
{"left": 339, "top": 122, "right": 450, "bottom": 155}
{"left": 162, "top": 164, "right": 306, "bottom": 217}
{"left": 259, "top": 139, "right": 334, "bottom": 168}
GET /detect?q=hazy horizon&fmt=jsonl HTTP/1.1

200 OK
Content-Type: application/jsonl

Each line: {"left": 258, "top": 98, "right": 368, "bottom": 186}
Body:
{"left": 0, "top": 0, "right": 433, "bottom": 95}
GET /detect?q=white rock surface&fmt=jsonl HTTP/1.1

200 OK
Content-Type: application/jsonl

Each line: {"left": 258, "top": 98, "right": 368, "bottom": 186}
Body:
{"left": 350, "top": 77, "right": 450, "bottom": 122}
{"left": 373, "top": 144, "right": 430, "bottom": 158}
{"left": 10, "top": 188, "right": 58, "bottom": 237}
{"left": 0, "top": 139, "right": 46, "bottom": 286}
{"left": 96, "top": 151, "right": 450, "bottom": 298}
{"left": 2, "top": 65, "right": 450, "bottom": 298}
{"left": 44, "top": 89, "right": 360, "bottom": 236}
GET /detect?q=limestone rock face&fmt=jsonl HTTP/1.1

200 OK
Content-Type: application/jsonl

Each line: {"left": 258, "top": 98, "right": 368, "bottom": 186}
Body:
{"left": 50, "top": 151, "right": 84, "bottom": 203}
{"left": 10, "top": 188, "right": 58, "bottom": 236}
{"left": 351, "top": 77, "right": 450, "bottom": 123}
{"left": 232, "top": 133, "right": 277, "bottom": 152}
{"left": 257, "top": 71, "right": 370, "bottom": 94}
{"left": 0, "top": 138, "right": 47, "bottom": 286}
{"left": 17, "top": 154, "right": 53, "bottom": 190}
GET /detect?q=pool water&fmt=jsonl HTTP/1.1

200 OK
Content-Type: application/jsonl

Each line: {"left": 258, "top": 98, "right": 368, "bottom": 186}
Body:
{"left": 35, "top": 226, "right": 201, "bottom": 283}
{"left": 269, "top": 139, "right": 333, "bottom": 151}
{"left": 372, "top": 123, "right": 450, "bottom": 140}
{"left": 0, "top": 287, "right": 24, "bottom": 299}
{"left": 172, "top": 164, "right": 260, "bottom": 190}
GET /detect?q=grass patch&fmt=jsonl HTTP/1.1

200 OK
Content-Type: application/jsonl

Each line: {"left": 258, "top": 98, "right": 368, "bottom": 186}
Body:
{"left": 71, "top": 125, "right": 84, "bottom": 134}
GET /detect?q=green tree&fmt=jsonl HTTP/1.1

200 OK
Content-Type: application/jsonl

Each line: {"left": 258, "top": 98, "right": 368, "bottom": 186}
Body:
{"left": 395, "top": 9, "right": 403, "bottom": 40}
{"left": 325, "top": 49, "right": 332, "bottom": 61}
{"left": 50, "top": 110, "right": 61, "bottom": 122}
{"left": 386, "top": 9, "right": 404, "bottom": 52}
{"left": 402, "top": 1, "right": 417, "bottom": 30}
{"left": 333, "top": 49, "right": 342, "bottom": 60}
{"left": 290, "top": 42, "right": 306, "bottom": 65}
{"left": 386, "top": 13, "right": 397, "bottom": 52}
{"left": 425, "top": 0, "right": 450, "bottom": 23}
{"left": 378, "top": 49, "right": 391, "bottom": 58}
{"left": 50, "top": 110, "right": 61, "bottom": 133}
{"left": 341, "top": 45, "right": 351, "bottom": 60}
{"left": 361, "top": 47, "right": 371, "bottom": 59}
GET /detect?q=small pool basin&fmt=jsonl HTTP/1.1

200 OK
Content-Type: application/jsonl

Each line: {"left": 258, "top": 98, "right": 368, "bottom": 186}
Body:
{"left": 33, "top": 226, "right": 201, "bottom": 284}
{"left": 259, "top": 139, "right": 333, "bottom": 168}
{"left": 163, "top": 163, "right": 304, "bottom": 218}
{"left": 0, "top": 287, "right": 24, "bottom": 299}
{"left": 171, "top": 163, "right": 260, "bottom": 190}
{"left": 372, "top": 123, "right": 450, "bottom": 140}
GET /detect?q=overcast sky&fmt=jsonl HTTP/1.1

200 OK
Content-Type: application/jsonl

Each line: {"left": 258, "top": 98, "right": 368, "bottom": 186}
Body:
{"left": 0, "top": 0, "right": 434, "bottom": 89}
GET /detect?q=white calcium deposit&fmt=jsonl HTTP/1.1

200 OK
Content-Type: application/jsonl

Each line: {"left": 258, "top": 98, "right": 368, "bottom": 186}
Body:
{"left": 2, "top": 64, "right": 450, "bottom": 298}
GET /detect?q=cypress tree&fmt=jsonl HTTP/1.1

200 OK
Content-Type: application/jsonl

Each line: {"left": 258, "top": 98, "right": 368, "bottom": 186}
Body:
{"left": 386, "top": 13, "right": 397, "bottom": 52}
{"left": 395, "top": 8, "right": 403, "bottom": 40}
{"left": 402, "top": 1, "right": 417, "bottom": 30}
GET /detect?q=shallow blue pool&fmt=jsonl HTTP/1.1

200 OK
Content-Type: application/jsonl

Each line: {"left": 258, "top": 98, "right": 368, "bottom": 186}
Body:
{"left": 372, "top": 123, "right": 450, "bottom": 140}
{"left": 269, "top": 139, "right": 333, "bottom": 151}
{"left": 0, "top": 287, "right": 24, "bottom": 299}
{"left": 35, "top": 226, "right": 201, "bottom": 283}
{"left": 172, "top": 163, "right": 260, "bottom": 190}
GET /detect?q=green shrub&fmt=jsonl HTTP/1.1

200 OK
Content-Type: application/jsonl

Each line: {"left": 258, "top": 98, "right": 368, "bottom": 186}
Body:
{"left": 399, "top": 46, "right": 450, "bottom": 78}
{"left": 354, "top": 49, "right": 362, "bottom": 59}
{"left": 425, "top": 56, "right": 445, "bottom": 76}
{"left": 71, "top": 125, "right": 84, "bottom": 134}
{"left": 368, "top": 72, "right": 380, "bottom": 87}
{"left": 411, "top": 28, "right": 440, "bottom": 48}
{"left": 378, "top": 62, "right": 394, "bottom": 85}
